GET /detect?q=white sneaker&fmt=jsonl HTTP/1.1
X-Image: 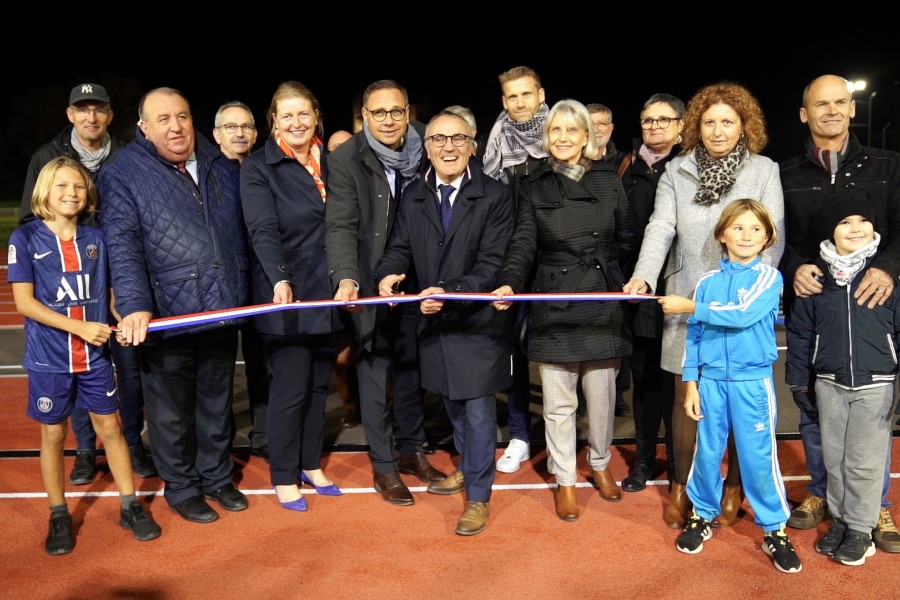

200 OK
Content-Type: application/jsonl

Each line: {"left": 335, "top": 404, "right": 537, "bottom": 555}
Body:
{"left": 496, "top": 438, "right": 530, "bottom": 473}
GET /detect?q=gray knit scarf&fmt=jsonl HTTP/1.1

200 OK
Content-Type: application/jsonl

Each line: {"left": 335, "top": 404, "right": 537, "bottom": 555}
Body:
{"left": 482, "top": 103, "right": 550, "bottom": 183}
{"left": 819, "top": 232, "right": 880, "bottom": 286}
{"left": 693, "top": 136, "right": 747, "bottom": 206}
{"left": 70, "top": 129, "right": 111, "bottom": 173}
{"left": 363, "top": 124, "right": 423, "bottom": 193}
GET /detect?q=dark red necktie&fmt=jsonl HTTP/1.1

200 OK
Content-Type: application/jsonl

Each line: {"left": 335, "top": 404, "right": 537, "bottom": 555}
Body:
{"left": 176, "top": 161, "right": 197, "bottom": 187}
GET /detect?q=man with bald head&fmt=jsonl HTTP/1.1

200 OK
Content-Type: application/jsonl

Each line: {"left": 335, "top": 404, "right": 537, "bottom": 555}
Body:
{"left": 327, "top": 129, "right": 353, "bottom": 151}
{"left": 780, "top": 74, "right": 900, "bottom": 552}
{"left": 375, "top": 110, "right": 514, "bottom": 535}
{"left": 97, "top": 87, "right": 251, "bottom": 525}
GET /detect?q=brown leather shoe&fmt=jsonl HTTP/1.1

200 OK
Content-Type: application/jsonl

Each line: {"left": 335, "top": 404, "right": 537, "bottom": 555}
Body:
{"left": 555, "top": 485, "right": 580, "bottom": 522}
{"left": 374, "top": 471, "right": 414, "bottom": 506}
{"left": 712, "top": 483, "right": 743, "bottom": 528}
{"left": 427, "top": 470, "right": 464, "bottom": 495}
{"left": 592, "top": 469, "right": 621, "bottom": 502}
{"left": 664, "top": 482, "right": 691, "bottom": 529}
{"left": 398, "top": 452, "right": 447, "bottom": 483}
{"left": 456, "top": 501, "right": 489, "bottom": 536}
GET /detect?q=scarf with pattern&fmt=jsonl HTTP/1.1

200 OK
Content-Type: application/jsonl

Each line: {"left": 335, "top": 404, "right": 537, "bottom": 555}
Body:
{"left": 70, "top": 129, "right": 111, "bottom": 173}
{"left": 482, "top": 103, "right": 550, "bottom": 183}
{"left": 275, "top": 131, "right": 327, "bottom": 201}
{"left": 692, "top": 136, "right": 748, "bottom": 206}
{"left": 807, "top": 133, "right": 849, "bottom": 176}
{"left": 548, "top": 155, "right": 591, "bottom": 183}
{"left": 820, "top": 232, "right": 880, "bottom": 286}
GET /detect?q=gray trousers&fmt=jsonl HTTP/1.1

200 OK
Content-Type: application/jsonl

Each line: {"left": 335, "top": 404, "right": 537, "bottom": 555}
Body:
{"left": 817, "top": 380, "right": 894, "bottom": 534}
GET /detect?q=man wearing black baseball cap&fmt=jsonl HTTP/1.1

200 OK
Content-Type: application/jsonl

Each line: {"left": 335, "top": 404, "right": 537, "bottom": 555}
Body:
{"left": 20, "top": 82, "right": 118, "bottom": 225}
{"left": 18, "top": 83, "right": 156, "bottom": 487}
{"left": 68, "top": 82, "right": 111, "bottom": 105}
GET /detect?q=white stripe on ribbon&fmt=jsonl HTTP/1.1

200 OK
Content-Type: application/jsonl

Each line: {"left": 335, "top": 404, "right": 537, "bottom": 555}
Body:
{"left": 130, "top": 292, "right": 658, "bottom": 332}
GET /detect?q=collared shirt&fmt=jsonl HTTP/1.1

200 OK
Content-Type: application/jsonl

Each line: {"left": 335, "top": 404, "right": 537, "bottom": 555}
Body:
{"left": 435, "top": 173, "right": 465, "bottom": 207}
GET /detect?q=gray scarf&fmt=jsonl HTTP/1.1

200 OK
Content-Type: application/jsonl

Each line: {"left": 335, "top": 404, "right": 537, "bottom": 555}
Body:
{"left": 482, "top": 103, "right": 549, "bottom": 183}
{"left": 70, "top": 129, "right": 111, "bottom": 173}
{"left": 363, "top": 124, "right": 423, "bottom": 187}
{"left": 819, "top": 232, "right": 880, "bottom": 286}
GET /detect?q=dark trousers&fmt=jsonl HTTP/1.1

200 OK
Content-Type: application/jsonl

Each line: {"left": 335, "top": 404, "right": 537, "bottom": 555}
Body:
{"left": 240, "top": 326, "right": 271, "bottom": 450}
{"left": 356, "top": 304, "right": 426, "bottom": 476}
{"left": 630, "top": 335, "right": 673, "bottom": 465}
{"left": 444, "top": 394, "right": 497, "bottom": 503}
{"left": 264, "top": 333, "right": 334, "bottom": 486}
{"left": 139, "top": 327, "right": 238, "bottom": 506}
{"left": 505, "top": 349, "right": 532, "bottom": 442}
{"left": 72, "top": 341, "right": 145, "bottom": 449}
{"left": 505, "top": 304, "right": 532, "bottom": 441}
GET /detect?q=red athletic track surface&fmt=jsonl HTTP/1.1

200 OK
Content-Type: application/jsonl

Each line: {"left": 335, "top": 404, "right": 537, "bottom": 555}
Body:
{"left": 2, "top": 382, "right": 899, "bottom": 600}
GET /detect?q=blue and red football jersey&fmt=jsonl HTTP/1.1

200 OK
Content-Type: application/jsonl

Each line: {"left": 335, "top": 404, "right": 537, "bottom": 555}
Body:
{"left": 7, "top": 220, "right": 111, "bottom": 373}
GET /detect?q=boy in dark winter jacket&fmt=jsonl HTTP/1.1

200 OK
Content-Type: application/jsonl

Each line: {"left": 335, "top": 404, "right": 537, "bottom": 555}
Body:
{"left": 786, "top": 190, "right": 900, "bottom": 567}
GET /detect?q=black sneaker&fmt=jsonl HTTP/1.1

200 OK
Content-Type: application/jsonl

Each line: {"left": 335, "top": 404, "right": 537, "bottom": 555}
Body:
{"left": 815, "top": 518, "right": 847, "bottom": 556}
{"left": 833, "top": 530, "right": 876, "bottom": 566}
{"left": 119, "top": 501, "right": 162, "bottom": 541}
{"left": 762, "top": 529, "right": 803, "bottom": 573}
{"left": 69, "top": 450, "right": 97, "bottom": 485}
{"left": 129, "top": 444, "right": 158, "bottom": 478}
{"left": 676, "top": 514, "right": 712, "bottom": 554}
{"left": 45, "top": 513, "right": 74, "bottom": 555}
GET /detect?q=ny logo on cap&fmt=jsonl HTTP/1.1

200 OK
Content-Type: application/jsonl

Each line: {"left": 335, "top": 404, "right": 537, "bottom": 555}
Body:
{"left": 81, "top": 84, "right": 95, "bottom": 95}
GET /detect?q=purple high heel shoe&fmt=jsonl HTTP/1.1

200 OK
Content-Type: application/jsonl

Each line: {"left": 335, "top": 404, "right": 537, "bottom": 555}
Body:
{"left": 275, "top": 488, "right": 308, "bottom": 512}
{"left": 300, "top": 472, "right": 343, "bottom": 496}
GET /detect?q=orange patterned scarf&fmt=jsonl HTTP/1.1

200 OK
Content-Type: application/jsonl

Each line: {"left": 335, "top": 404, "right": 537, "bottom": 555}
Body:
{"left": 274, "top": 131, "right": 327, "bottom": 202}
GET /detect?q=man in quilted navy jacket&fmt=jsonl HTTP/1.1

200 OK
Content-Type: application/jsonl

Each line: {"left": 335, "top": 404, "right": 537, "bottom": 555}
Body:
{"left": 97, "top": 87, "right": 250, "bottom": 524}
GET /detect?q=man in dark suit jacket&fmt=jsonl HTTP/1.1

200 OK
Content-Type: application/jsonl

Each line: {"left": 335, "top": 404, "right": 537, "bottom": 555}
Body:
{"left": 326, "top": 80, "right": 446, "bottom": 506}
{"left": 376, "top": 111, "right": 515, "bottom": 536}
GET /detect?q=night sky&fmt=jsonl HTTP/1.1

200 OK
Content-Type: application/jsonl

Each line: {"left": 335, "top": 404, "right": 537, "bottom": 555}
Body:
{"left": 3, "top": 13, "right": 898, "bottom": 199}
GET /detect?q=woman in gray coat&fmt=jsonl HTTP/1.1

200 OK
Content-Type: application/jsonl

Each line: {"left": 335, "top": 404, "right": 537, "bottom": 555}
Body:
{"left": 624, "top": 82, "right": 784, "bottom": 529}
{"left": 494, "top": 99, "right": 636, "bottom": 522}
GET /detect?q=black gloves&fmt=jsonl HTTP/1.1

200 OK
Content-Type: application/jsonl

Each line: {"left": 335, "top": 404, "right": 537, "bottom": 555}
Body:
{"left": 790, "top": 387, "right": 818, "bottom": 421}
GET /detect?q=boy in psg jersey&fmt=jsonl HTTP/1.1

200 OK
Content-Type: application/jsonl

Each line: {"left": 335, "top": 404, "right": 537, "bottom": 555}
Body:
{"left": 7, "top": 157, "right": 161, "bottom": 555}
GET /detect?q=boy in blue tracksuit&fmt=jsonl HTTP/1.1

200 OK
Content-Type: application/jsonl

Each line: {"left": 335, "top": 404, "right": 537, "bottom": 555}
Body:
{"left": 786, "top": 191, "right": 899, "bottom": 567}
{"left": 658, "top": 199, "right": 800, "bottom": 574}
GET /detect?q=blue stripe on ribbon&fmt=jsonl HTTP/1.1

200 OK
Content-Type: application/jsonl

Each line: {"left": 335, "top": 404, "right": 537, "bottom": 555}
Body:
{"left": 133, "top": 292, "right": 658, "bottom": 332}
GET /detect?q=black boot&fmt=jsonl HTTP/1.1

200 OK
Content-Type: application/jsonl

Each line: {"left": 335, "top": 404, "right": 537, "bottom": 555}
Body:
{"left": 623, "top": 458, "right": 654, "bottom": 492}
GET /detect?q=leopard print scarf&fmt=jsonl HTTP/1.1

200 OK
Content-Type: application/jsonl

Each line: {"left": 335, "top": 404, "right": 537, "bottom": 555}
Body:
{"left": 692, "top": 136, "right": 748, "bottom": 206}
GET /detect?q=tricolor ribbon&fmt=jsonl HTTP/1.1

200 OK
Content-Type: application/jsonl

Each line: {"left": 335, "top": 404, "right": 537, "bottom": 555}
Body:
{"left": 131, "top": 292, "right": 658, "bottom": 332}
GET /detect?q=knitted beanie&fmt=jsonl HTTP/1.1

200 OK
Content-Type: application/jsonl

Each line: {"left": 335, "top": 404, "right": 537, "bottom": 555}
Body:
{"left": 810, "top": 189, "right": 877, "bottom": 244}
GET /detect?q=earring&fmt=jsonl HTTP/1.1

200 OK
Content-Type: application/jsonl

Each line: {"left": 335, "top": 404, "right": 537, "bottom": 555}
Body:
{"left": 676, "top": 134, "right": 683, "bottom": 144}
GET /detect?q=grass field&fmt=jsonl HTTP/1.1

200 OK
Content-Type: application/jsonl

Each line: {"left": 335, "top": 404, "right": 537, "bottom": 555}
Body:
{"left": 0, "top": 204, "right": 18, "bottom": 251}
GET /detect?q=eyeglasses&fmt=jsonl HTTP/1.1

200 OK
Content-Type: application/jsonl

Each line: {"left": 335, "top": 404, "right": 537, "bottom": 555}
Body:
{"left": 73, "top": 106, "right": 111, "bottom": 117}
{"left": 593, "top": 121, "right": 612, "bottom": 129}
{"left": 639, "top": 116, "right": 680, "bottom": 130}
{"left": 426, "top": 133, "right": 471, "bottom": 147}
{"left": 219, "top": 124, "right": 256, "bottom": 134}
{"left": 365, "top": 107, "right": 407, "bottom": 122}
